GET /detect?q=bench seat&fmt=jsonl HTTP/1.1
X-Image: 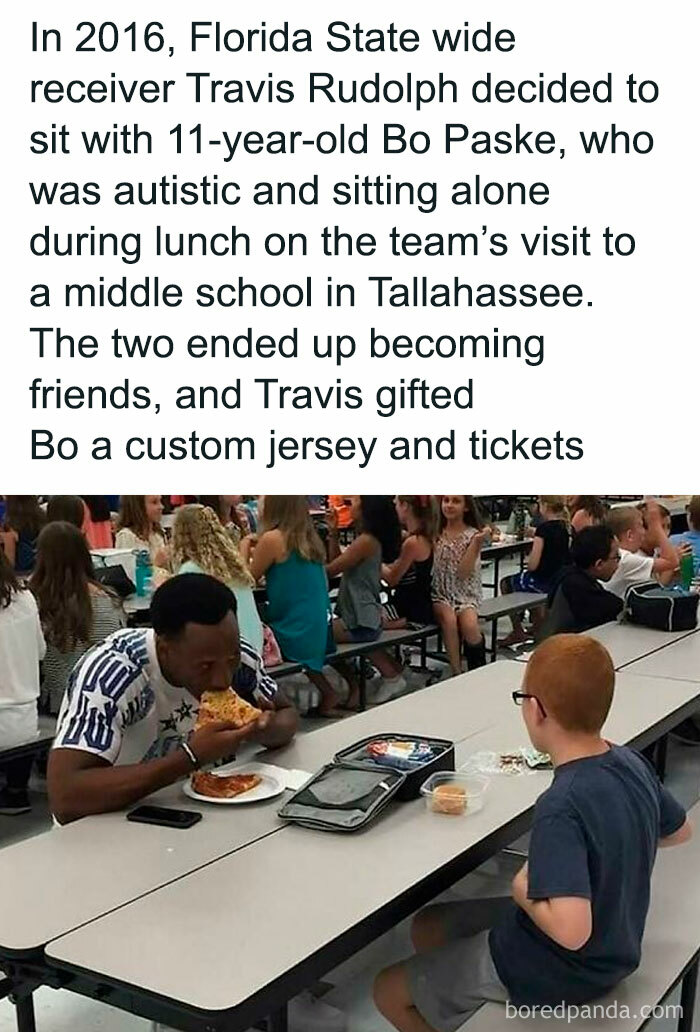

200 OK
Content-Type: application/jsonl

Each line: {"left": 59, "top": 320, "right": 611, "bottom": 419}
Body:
{"left": 460, "top": 801, "right": 700, "bottom": 1032}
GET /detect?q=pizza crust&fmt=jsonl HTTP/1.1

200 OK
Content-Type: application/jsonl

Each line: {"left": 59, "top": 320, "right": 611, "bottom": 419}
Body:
{"left": 191, "top": 771, "right": 263, "bottom": 799}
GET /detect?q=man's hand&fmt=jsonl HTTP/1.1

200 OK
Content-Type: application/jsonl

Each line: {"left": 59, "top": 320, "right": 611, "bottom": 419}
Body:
{"left": 512, "top": 862, "right": 529, "bottom": 908}
{"left": 189, "top": 717, "right": 269, "bottom": 766}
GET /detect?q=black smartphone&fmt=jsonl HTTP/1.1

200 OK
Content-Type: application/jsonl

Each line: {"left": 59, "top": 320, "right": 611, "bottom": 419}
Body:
{"left": 126, "top": 805, "right": 202, "bottom": 829}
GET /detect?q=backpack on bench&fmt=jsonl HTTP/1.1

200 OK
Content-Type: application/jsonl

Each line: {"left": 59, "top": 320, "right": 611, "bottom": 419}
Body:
{"left": 625, "top": 582, "right": 699, "bottom": 632}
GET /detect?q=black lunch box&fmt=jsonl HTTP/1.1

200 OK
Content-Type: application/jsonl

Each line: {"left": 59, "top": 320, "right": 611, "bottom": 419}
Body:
{"left": 334, "top": 734, "right": 455, "bottom": 801}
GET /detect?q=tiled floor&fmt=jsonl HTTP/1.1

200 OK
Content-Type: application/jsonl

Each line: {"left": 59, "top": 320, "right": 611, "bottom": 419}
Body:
{"left": 2, "top": 557, "right": 699, "bottom": 1031}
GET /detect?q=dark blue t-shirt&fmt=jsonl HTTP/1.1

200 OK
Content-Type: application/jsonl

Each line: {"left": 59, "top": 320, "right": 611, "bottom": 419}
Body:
{"left": 489, "top": 745, "right": 686, "bottom": 1007}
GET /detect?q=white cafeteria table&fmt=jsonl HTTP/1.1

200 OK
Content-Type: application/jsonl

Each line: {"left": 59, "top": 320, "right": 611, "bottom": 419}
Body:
{"left": 1, "top": 657, "right": 696, "bottom": 1032}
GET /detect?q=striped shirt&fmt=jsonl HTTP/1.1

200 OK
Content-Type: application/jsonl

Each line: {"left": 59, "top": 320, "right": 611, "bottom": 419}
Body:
{"left": 54, "top": 627, "right": 277, "bottom": 766}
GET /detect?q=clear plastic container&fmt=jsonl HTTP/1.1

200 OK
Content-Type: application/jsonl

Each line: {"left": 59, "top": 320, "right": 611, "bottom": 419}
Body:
{"left": 420, "top": 772, "right": 489, "bottom": 816}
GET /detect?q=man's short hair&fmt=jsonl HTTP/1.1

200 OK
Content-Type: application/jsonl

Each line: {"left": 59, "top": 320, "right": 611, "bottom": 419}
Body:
{"left": 571, "top": 525, "right": 615, "bottom": 570}
{"left": 606, "top": 506, "right": 641, "bottom": 539}
{"left": 151, "top": 573, "right": 237, "bottom": 638}
{"left": 526, "top": 634, "right": 614, "bottom": 734}
{"left": 688, "top": 496, "right": 700, "bottom": 531}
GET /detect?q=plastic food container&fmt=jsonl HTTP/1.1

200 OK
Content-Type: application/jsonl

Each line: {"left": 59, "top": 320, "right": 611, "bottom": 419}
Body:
{"left": 420, "top": 772, "right": 489, "bottom": 816}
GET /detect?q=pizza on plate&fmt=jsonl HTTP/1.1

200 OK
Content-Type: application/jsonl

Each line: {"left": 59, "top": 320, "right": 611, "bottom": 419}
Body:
{"left": 196, "top": 690, "right": 262, "bottom": 729}
{"left": 191, "top": 771, "right": 263, "bottom": 799}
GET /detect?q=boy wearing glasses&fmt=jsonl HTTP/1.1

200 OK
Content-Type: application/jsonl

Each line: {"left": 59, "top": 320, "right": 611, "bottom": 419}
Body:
{"left": 539, "top": 525, "right": 624, "bottom": 638}
{"left": 374, "top": 635, "right": 690, "bottom": 1032}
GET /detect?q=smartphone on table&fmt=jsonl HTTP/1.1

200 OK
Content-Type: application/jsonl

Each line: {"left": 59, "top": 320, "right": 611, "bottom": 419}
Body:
{"left": 126, "top": 805, "right": 202, "bottom": 829}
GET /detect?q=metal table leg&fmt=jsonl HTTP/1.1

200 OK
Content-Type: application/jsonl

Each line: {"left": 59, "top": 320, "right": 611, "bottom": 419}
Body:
{"left": 492, "top": 557, "right": 500, "bottom": 597}
{"left": 655, "top": 734, "right": 668, "bottom": 782}
{"left": 14, "top": 993, "right": 36, "bottom": 1032}
{"left": 267, "top": 1004, "right": 288, "bottom": 1032}
{"left": 678, "top": 956, "right": 698, "bottom": 1032}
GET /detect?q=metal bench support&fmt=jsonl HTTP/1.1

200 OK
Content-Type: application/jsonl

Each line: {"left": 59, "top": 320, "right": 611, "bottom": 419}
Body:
{"left": 678, "top": 956, "right": 698, "bottom": 1032}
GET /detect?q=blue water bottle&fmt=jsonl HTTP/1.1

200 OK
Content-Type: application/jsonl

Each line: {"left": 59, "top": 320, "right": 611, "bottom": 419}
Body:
{"left": 134, "top": 549, "right": 152, "bottom": 597}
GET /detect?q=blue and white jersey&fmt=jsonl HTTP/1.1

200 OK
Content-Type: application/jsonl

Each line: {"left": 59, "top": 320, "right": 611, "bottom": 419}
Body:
{"left": 53, "top": 628, "right": 278, "bottom": 765}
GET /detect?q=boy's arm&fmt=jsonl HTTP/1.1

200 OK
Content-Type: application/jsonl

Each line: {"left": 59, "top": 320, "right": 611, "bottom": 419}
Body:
{"left": 659, "top": 818, "right": 692, "bottom": 848}
{"left": 512, "top": 863, "right": 592, "bottom": 951}
{"left": 646, "top": 506, "right": 679, "bottom": 584}
{"left": 657, "top": 779, "right": 691, "bottom": 846}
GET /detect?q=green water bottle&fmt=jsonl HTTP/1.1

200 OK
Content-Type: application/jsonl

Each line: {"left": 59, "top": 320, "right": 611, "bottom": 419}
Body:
{"left": 680, "top": 552, "right": 694, "bottom": 590}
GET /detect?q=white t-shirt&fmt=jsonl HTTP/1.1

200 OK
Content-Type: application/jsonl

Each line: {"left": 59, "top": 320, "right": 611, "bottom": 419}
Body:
{"left": 54, "top": 627, "right": 277, "bottom": 766}
{"left": 601, "top": 549, "right": 655, "bottom": 600}
{"left": 0, "top": 589, "right": 46, "bottom": 708}
{"left": 115, "top": 527, "right": 167, "bottom": 565}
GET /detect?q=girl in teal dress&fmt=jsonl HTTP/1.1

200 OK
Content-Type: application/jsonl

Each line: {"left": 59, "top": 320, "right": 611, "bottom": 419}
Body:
{"left": 244, "top": 496, "right": 338, "bottom": 715}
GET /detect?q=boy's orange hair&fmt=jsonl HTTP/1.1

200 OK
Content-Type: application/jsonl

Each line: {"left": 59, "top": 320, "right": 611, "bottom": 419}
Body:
{"left": 525, "top": 634, "right": 614, "bottom": 734}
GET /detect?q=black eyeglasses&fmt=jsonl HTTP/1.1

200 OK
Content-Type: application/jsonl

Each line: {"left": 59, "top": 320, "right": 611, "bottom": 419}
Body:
{"left": 512, "top": 691, "right": 547, "bottom": 718}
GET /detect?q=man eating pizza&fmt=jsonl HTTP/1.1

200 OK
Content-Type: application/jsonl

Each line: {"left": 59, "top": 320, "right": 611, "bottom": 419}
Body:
{"left": 48, "top": 573, "right": 298, "bottom": 824}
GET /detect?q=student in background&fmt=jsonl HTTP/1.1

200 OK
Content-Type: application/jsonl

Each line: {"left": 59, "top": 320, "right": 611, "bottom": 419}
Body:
{"left": 246, "top": 496, "right": 339, "bottom": 715}
{"left": 172, "top": 504, "right": 263, "bottom": 654}
{"left": 670, "top": 496, "right": 700, "bottom": 575}
{"left": 328, "top": 495, "right": 354, "bottom": 531}
{"left": 375, "top": 635, "right": 690, "bottom": 1032}
{"left": 638, "top": 502, "right": 671, "bottom": 558}
{"left": 197, "top": 495, "right": 251, "bottom": 544}
{"left": 0, "top": 549, "right": 46, "bottom": 814}
{"left": 499, "top": 496, "right": 571, "bottom": 646}
{"left": 570, "top": 497, "right": 607, "bottom": 534}
{"left": 115, "top": 496, "right": 170, "bottom": 569}
{"left": 603, "top": 504, "right": 678, "bottom": 599}
{"left": 30, "top": 522, "right": 124, "bottom": 715}
{"left": 432, "top": 495, "right": 488, "bottom": 677}
{"left": 382, "top": 496, "right": 436, "bottom": 626}
{"left": 539, "top": 525, "right": 624, "bottom": 638}
{"left": 81, "top": 496, "right": 114, "bottom": 550}
{"left": 0, "top": 495, "right": 46, "bottom": 573}
{"left": 327, "top": 496, "right": 407, "bottom": 704}
{"left": 46, "top": 495, "right": 85, "bottom": 530}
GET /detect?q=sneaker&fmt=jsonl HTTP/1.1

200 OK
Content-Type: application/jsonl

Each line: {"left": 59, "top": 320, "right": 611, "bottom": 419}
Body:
{"left": 0, "top": 789, "right": 31, "bottom": 816}
{"left": 671, "top": 719, "right": 700, "bottom": 746}
{"left": 372, "top": 675, "right": 407, "bottom": 704}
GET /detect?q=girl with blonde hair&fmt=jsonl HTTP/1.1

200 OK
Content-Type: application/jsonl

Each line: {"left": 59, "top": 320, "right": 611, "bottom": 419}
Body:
{"left": 244, "top": 496, "right": 338, "bottom": 715}
{"left": 172, "top": 504, "right": 263, "bottom": 653}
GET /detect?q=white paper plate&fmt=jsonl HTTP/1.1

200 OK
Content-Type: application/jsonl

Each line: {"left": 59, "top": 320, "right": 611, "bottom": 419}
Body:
{"left": 183, "top": 770, "right": 284, "bottom": 805}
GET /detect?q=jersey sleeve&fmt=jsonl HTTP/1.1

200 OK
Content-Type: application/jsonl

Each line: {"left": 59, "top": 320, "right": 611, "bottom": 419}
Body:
{"left": 53, "top": 648, "right": 142, "bottom": 764}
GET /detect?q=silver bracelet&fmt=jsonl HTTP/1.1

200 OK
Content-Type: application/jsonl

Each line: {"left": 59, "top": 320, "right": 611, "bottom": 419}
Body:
{"left": 180, "top": 739, "right": 199, "bottom": 770}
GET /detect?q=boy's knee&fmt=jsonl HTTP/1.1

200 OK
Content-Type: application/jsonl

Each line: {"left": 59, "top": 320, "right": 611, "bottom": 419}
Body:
{"left": 373, "top": 965, "right": 398, "bottom": 1014}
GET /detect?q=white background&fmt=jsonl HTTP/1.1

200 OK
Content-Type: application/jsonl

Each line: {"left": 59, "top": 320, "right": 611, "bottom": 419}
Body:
{"left": 1, "top": 0, "right": 698, "bottom": 492}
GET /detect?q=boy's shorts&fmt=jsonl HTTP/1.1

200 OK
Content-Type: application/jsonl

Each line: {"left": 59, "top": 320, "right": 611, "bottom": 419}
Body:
{"left": 505, "top": 571, "right": 549, "bottom": 595}
{"left": 405, "top": 900, "right": 510, "bottom": 1032}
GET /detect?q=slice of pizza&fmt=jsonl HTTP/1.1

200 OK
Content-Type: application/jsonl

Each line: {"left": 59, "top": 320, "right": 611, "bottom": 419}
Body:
{"left": 196, "top": 690, "right": 262, "bottom": 730}
{"left": 192, "top": 771, "right": 262, "bottom": 799}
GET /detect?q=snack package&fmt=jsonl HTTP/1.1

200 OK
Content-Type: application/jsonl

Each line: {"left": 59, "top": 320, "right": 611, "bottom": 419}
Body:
{"left": 462, "top": 748, "right": 552, "bottom": 777}
{"left": 366, "top": 739, "right": 436, "bottom": 770}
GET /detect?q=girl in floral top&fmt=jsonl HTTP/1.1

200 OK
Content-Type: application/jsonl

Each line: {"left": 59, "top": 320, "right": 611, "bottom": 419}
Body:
{"left": 432, "top": 495, "right": 488, "bottom": 676}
